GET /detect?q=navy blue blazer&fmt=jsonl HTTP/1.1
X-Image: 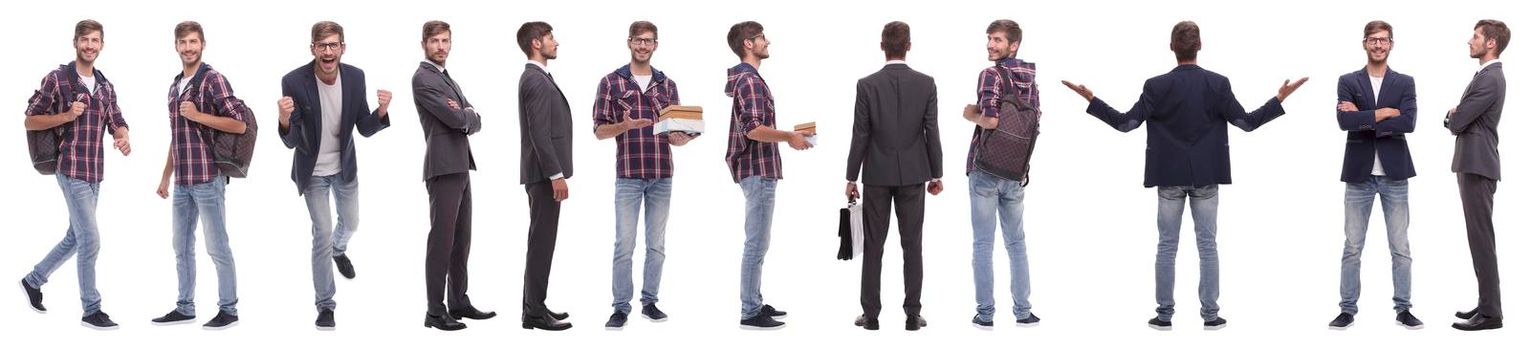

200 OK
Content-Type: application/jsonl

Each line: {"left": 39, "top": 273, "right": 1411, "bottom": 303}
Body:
{"left": 1086, "top": 64, "right": 1286, "bottom": 188}
{"left": 278, "top": 61, "right": 390, "bottom": 194}
{"left": 1336, "top": 67, "right": 1416, "bottom": 183}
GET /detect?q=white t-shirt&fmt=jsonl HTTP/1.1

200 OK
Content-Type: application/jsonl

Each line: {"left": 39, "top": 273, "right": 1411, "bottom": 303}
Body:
{"left": 633, "top": 74, "right": 652, "bottom": 94}
{"left": 178, "top": 77, "right": 192, "bottom": 96}
{"left": 80, "top": 75, "right": 96, "bottom": 95}
{"left": 314, "top": 74, "right": 344, "bottom": 176}
{"left": 1369, "top": 74, "right": 1386, "bottom": 176}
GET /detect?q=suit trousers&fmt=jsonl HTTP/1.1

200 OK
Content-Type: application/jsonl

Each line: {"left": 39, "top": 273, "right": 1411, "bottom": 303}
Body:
{"left": 425, "top": 173, "right": 474, "bottom": 316}
{"left": 524, "top": 180, "right": 562, "bottom": 318}
{"left": 1457, "top": 172, "right": 1501, "bottom": 319}
{"left": 860, "top": 184, "right": 926, "bottom": 318}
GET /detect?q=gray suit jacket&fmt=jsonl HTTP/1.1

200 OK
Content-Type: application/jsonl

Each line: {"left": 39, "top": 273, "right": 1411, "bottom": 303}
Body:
{"left": 519, "top": 63, "right": 574, "bottom": 184}
{"left": 846, "top": 63, "right": 942, "bottom": 186}
{"left": 412, "top": 61, "right": 482, "bottom": 182}
{"left": 1447, "top": 62, "right": 1506, "bottom": 180}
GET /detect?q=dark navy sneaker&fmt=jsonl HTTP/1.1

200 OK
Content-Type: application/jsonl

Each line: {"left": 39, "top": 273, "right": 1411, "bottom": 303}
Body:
{"left": 605, "top": 311, "right": 627, "bottom": 330}
{"left": 739, "top": 313, "right": 785, "bottom": 330}
{"left": 316, "top": 309, "right": 336, "bottom": 331}
{"left": 1148, "top": 317, "right": 1172, "bottom": 331}
{"left": 202, "top": 310, "right": 239, "bottom": 330}
{"left": 1203, "top": 317, "right": 1227, "bottom": 330}
{"left": 972, "top": 315, "right": 994, "bottom": 329}
{"left": 1396, "top": 310, "right": 1424, "bottom": 330}
{"left": 81, "top": 311, "right": 119, "bottom": 330}
{"left": 761, "top": 304, "right": 787, "bottom": 319}
{"left": 1329, "top": 312, "right": 1355, "bottom": 330}
{"left": 334, "top": 254, "right": 356, "bottom": 279}
{"left": 151, "top": 310, "right": 195, "bottom": 325}
{"left": 1016, "top": 313, "right": 1041, "bottom": 327}
{"left": 640, "top": 303, "right": 668, "bottom": 322}
{"left": 20, "top": 279, "right": 45, "bottom": 313}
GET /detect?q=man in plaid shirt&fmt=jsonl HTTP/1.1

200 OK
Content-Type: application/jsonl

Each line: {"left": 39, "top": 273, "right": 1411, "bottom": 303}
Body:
{"left": 592, "top": 21, "right": 693, "bottom": 330}
{"left": 724, "top": 21, "right": 813, "bottom": 331}
{"left": 959, "top": 19, "right": 1042, "bottom": 329}
{"left": 19, "top": 19, "right": 130, "bottom": 330}
{"left": 150, "top": 21, "right": 250, "bottom": 331}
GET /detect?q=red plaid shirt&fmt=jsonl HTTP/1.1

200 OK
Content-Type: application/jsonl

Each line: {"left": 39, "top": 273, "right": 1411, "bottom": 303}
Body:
{"left": 967, "top": 58, "right": 1039, "bottom": 174}
{"left": 593, "top": 65, "right": 680, "bottom": 179}
{"left": 24, "top": 62, "right": 128, "bottom": 183}
{"left": 723, "top": 63, "right": 781, "bottom": 183}
{"left": 167, "top": 63, "right": 246, "bottom": 185}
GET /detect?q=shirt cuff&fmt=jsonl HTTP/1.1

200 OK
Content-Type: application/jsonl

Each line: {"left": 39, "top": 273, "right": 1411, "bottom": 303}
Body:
{"left": 549, "top": 173, "right": 564, "bottom": 180}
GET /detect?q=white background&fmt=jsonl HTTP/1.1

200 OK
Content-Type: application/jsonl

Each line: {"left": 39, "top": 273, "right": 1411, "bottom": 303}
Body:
{"left": 1, "top": 0, "right": 1525, "bottom": 348}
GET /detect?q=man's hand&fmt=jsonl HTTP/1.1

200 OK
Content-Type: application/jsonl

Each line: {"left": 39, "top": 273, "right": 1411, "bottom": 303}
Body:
{"left": 1276, "top": 77, "right": 1310, "bottom": 102}
{"left": 845, "top": 182, "right": 859, "bottom": 202}
{"left": 376, "top": 89, "right": 392, "bottom": 117}
{"left": 156, "top": 179, "right": 170, "bottom": 199}
{"left": 1337, "top": 101, "right": 1358, "bottom": 112}
{"left": 1060, "top": 80, "right": 1094, "bottom": 101}
{"left": 551, "top": 178, "right": 569, "bottom": 202}
{"left": 786, "top": 130, "right": 814, "bottom": 150}
{"left": 927, "top": 179, "right": 943, "bottom": 196}
{"left": 179, "top": 101, "right": 201, "bottom": 120}
{"left": 277, "top": 96, "right": 295, "bottom": 127}
{"left": 446, "top": 98, "right": 462, "bottom": 110}
{"left": 112, "top": 128, "right": 131, "bottom": 156}
{"left": 67, "top": 101, "right": 87, "bottom": 120}
{"left": 667, "top": 132, "right": 693, "bottom": 146}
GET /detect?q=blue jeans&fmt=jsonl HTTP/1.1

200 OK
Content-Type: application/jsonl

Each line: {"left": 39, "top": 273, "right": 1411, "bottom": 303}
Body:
{"left": 1155, "top": 185, "right": 1220, "bottom": 322}
{"left": 1339, "top": 176, "right": 1412, "bottom": 315}
{"left": 738, "top": 176, "right": 776, "bottom": 319}
{"left": 25, "top": 173, "right": 104, "bottom": 316}
{"left": 612, "top": 178, "right": 671, "bottom": 314}
{"left": 172, "top": 177, "right": 238, "bottom": 316}
{"left": 303, "top": 175, "right": 360, "bottom": 311}
{"left": 968, "top": 170, "right": 1031, "bottom": 322}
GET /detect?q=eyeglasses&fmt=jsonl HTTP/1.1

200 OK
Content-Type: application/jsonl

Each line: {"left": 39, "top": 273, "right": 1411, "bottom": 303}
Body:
{"left": 1364, "top": 37, "right": 1393, "bottom": 46}
{"left": 629, "top": 37, "right": 657, "bottom": 46}
{"left": 313, "top": 41, "right": 344, "bottom": 52}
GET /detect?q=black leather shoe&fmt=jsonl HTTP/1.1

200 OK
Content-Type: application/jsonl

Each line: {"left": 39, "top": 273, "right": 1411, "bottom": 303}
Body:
{"left": 1456, "top": 308, "right": 1479, "bottom": 320}
{"left": 854, "top": 315, "right": 878, "bottom": 330}
{"left": 906, "top": 315, "right": 927, "bottom": 331}
{"left": 424, "top": 313, "right": 466, "bottom": 331}
{"left": 449, "top": 306, "right": 497, "bottom": 320}
{"left": 548, "top": 309, "right": 570, "bottom": 321}
{"left": 1452, "top": 315, "right": 1503, "bottom": 331}
{"left": 522, "top": 313, "right": 572, "bottom": 331}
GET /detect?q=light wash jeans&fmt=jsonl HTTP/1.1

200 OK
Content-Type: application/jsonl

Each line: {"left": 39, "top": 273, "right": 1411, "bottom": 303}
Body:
{"left": 172, "top": 176, "right": 238, "bottom": 316}
{"left": 1154, "top": 185, "right": 1219, "bottom": 322}
{"left": 738, "top": 176, "right": 776, "bottom": 319}
{"left": 1339, "top": 176, "right": 1412, "bottom": 315}
{"left": 969, "top": 170, "right": 1032, "bottom": 322}
{"left": 611, "top": 177, "right": 671, "bottom": 314}
{"left": 25, "top": 173, "right": 105, "bottom": 316}
{"left": 303, "top": 174, "right": 360, "bottom": 311}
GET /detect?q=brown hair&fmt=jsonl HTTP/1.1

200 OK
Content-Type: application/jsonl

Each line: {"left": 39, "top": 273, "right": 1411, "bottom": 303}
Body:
{"left": 986, "top": 19, "right": 1021, "bottom": 45}
{"left": 1364, "top": 20, "right": 1393, "bottom": 39}
{"left": 1476, "top": 19, "right": 1511, "bottom": 55}
{"left": 517, "top": 21, "right": 553, "bottom": 57}
{"left": 1171, "top": 21, "right": 1201, "bottom": 61}
{"left": 881, "top": 21, "right": 910, "bottom": 60}
{"left": 311, "top": 21, "right": 344, "bottom": 43}
{"left": 726, "top": 21, "right": 764, "bottom": 59}
{"left": 174, "top": 21, "right": 203, "bottom": 41}
{"left": 422, "top": 20, "right": 450, "bottom": 42}
{"left": 629, "top": 21, "right": 657, "bottom": 38}
{"left": 74, "top": 20, "right": 103, "bottom": 41}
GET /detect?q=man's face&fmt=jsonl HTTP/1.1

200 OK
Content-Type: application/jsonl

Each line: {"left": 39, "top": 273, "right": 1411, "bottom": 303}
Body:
{"left": 176, "top": 33, "right": 203, "bottom": 66}
{"left": 1469, "top": 27, "right": 1492, "bottom": 59}
{"left": 746, "top": 32, "right": 770, "bottom": 59}
{"left": 312, "top": 34, "right": 345, "bottom": 75}
{"left": 75, "top": 30, "right": 103, "bottom": 65}
{"left": 629, "top": 31, "right": 656, "bottom": 64}
{"left": 1364, "top": 30, "right": 1392, "bottom": 64}
{"left": 423, "top": 32, "right": 451, "bottom": 66}
{"left": 986, "top": 32, "right": 1015, "bottom": 61}
{"left": 538, "top": 33, "right": 559, "bottom": 60}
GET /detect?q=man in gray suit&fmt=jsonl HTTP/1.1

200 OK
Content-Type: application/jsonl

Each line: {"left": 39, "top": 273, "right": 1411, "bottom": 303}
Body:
{"left": 845, "top": 21, "right": 942, "bottom": 332}
{"left": 1447, "top": 19, "right": 1510, "bottom": 332}
{"left": 413, "top": 20, "right": 489, "bottom": 332}
{"left": 517, "top": 21, "right": 573, "bottom": 331}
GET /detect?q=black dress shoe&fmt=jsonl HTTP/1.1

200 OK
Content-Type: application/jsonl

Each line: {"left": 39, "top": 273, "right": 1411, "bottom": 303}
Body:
{"left": 449, "top": 306, "right": 497, "bottom": 320}
{"left": 522, "top": 313, "right": 572, "bottom": 331}
{"left": 548, "top": 310, "right": 570, "bottom": 321}
{"left": 906, "top": 315, "right": 927, "bottom": 331}
{"left": 854, "top": 315, "right": 879, "bottom": 330}
{"left": 1456, "top": 308, "right": 1479, "bottom": 320}
{"left": 1452, "top": 315, "right": 1503, "bottom": 331}
{"left": 424, "top": 313, "right": 466, "bottom": 331}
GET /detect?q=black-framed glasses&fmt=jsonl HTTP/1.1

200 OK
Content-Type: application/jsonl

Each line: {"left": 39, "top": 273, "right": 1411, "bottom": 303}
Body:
{"left": 1364, "top": 37, "right": 1393, "bottom": 46}
{"left": 629, "top": 37, "right": 657, "bottom": 46}
{"left": 313, "top": 41, "right": 345, "bottom": 52}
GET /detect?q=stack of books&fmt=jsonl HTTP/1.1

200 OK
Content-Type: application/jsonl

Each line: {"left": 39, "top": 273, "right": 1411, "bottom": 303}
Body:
{"left": 794, "top": 122, "right": 818, "bottom": 146}
{"left": 655, "top": 105, "right": 704, "bottom": 136}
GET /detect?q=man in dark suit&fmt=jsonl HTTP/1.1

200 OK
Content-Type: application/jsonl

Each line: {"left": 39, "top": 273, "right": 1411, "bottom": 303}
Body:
{"left": 517, "top": 21, "right": 573, "bottom": 331}
{"left": 844, "top": 21, "right": 942, "bottom": 332}
{"left": 1328, "top": 20, "right": 1423, "bottom": 331}
{"left": 1448, "top": 19, "right": 1510, "bottom": 332}
{"left": 275, "top": 21, "right": 390, "bottom": 330}
{"left": 1061, "top": 21, "right": 1307, "bottom": 331}
{"left": 412, "top": 20, "right": 491, "bottom": 332}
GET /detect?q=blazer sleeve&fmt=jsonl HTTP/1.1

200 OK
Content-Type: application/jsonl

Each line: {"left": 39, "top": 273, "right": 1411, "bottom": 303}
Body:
{"left": 1219, "top": 82, "right": 1285, "bottom": 132}
{"left": 413, "top": 75, "right": 477, "bottom": 132}
{"left": 278, "top": 76, "right": 306, "bottom": 150}
{"left": 1374, "top": 77, "right": 1417, "bottom": 137}
{"left": 1446, "top": 73, "right": 1502, "bottom": 135}
{"left": 523, "top": 77, "right": 565, "bottom": 176}
{"left": 1336, "top": 76, "right": 1379, "bottom": 131}
{"left": 1085, "top": 81, "right": 1152, "bottom": 133}
{"left": 352, "top": 70, "right": 390, "bottom": 137}
{"left": 923, "top": 80, "right": 943, "bottom": 179}
{"left": 845, "top": 79, "right": 871, "bottom": 182}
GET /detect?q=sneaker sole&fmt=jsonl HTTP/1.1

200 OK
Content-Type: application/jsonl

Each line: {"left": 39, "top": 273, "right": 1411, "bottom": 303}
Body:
{"left": 1204, "top": 324, "right": 1227, "bottom": 331}
{"left": 203, "top": 321, "right": 239, "bottom": 330}
{"left": 1396, "top": 321, "right": 1424, "bottom": 330}
{"left": 1149, "top": 324, "right": 1172, "bottom": 331}
{"left": 316, "top": 325, "right": 336, "bottom": 331}
{"left": 152, "top": 319, "right": 197, "bottom": 326}
{"left": 739, "top": 324, "right": 786, "bottom": 330}
{"left": 606, "top": 325, "right": 625, "bottom": 330}
{"left": 20, "top": 282, "right": 45, "bottom": 314}
{"left": 641, "top": 314, "right": 669, "bottom": 322}
{"left": 1016, "top": 321, "right": 1040, "bottom": 328}
{"left": 1329, "top": 324, "right": 1352, "bottom": 330}
{"left": 972, "top": 323, "right": 994, "bottom": 330}
{"left": 81, "top": 322, "right": 119, "bottom": 330}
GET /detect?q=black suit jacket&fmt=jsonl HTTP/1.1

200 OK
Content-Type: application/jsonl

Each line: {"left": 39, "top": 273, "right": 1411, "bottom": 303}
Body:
{"left": 1086, "top": 64, "right": 1286, "bottom": 187}
{"left": 519, "top": 63, "right": 574, "bottom": 184}
{"left": 412, "top": 62, "right": 481, "bottom": 181}
{"left": 278, "top": 61, "right": 390, "bottom": 194}
{"left": 846, "top": 63, "right": 942, "bottom": 186}
{"left": 1336, "top": 67, "right": 1417, "bottom": 182}
{"left": 1447, "top": 62, "right": 1506, "bottom": 180}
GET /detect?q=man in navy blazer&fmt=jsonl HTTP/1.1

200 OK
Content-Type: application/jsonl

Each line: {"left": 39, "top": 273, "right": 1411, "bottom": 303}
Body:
{"left": 1328, "top": 20, "right": 1422, "bottom": 331}
{"left": 275, "top": 21, "right": 390, "bottom": 330}
{"left": 1062, "top": 21, "right": 1306, "bottom": 331}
